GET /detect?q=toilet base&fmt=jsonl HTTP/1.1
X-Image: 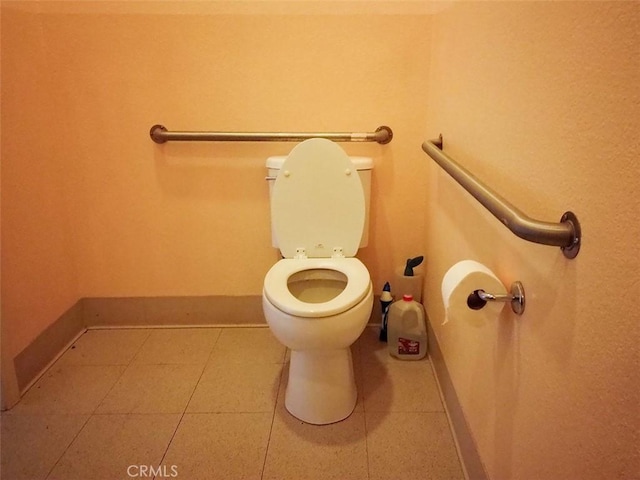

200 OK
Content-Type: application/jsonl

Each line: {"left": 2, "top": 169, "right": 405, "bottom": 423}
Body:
{"left": 285, "top": 348, "right": 357, "bottom": 425}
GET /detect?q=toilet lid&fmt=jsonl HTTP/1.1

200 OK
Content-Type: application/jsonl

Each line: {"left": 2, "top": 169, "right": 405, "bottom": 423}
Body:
{"left": 272, "top": 139, "right": 365, "bottom": 259}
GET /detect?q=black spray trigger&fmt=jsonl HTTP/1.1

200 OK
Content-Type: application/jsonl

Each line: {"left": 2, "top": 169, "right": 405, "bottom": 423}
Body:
{"left": 403, "top": 256, "right": 424, "bottom": 276}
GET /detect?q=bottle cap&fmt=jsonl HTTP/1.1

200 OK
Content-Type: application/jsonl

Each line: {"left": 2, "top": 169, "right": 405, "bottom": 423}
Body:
{"left": 402, "top": 294, "right": 413, "bottom": 301}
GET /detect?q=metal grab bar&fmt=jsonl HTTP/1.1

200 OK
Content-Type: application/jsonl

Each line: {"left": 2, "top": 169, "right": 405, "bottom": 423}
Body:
{"left": 150, "top": 124, "right": 393, "bottom": 145}
{"left": 422, "top": 136, "right": 581, "bottom": 259}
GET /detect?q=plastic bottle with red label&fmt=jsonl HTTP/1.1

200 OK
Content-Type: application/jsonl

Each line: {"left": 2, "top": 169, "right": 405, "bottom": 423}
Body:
{"left": 387, "top": 294, "right": 427, "bottom": 360}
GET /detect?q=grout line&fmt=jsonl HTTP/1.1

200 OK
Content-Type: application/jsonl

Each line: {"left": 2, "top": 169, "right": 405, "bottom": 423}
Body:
{"left": 154, "top": 328, "right": 224, "bottom": 475}
{"left": 362, "top": 387, "right": 373, "bottom": 480}
{"left": 355, "top": 333, "right": 373, "bottom": 480}
{"left": 87, "top": 330, "right": 152, "bottom": 416}
{"left": 44, "top": 330, "right": 151, "bottom": 479}
{"left": 126, "top": 329, "right": 154, "bottom": 366}
{"left": 362, "top": 414, "right": 372, "bottom": 480}
{"left": 43, "top": 413, "right": 93, "bottom": 480}
{"left": 259, "top": 350, "right": 287, "bottom": 480}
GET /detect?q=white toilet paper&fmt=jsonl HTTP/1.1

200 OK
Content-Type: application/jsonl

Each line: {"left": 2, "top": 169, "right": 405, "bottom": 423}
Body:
{"left": 441, "top": 260, "right": 508, "bottom": 326}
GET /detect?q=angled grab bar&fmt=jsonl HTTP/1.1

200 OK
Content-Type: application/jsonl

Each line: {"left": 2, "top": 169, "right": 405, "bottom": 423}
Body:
{"left": 150, "top": 125, "right": 393, "bottom": 145}
{"left": 422, "top": 136, "right": 581, "bottom": 259}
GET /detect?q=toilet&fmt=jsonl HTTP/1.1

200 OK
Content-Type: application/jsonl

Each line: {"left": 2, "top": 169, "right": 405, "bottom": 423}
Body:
{"left": 262, "top": 138, "right": 374, "bottom": 425}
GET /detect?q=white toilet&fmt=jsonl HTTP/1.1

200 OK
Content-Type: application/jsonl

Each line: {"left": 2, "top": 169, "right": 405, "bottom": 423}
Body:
{"left": 262, "top": 138, "right": 374, "bottom": 425}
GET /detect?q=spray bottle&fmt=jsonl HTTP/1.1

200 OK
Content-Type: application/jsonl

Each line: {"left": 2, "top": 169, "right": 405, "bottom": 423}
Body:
{"left": 379, "top": 282, "right": 393, "bottom": 342}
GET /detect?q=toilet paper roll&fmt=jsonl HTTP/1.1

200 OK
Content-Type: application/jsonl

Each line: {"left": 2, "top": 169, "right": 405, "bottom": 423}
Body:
{"left": 441, "top": 260, "right": 507, "bottom": 326}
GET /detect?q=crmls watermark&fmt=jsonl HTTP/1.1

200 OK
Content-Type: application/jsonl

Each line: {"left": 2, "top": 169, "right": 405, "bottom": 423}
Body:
{"left": 127, "top": 465, "right": 178, "bottom": 478}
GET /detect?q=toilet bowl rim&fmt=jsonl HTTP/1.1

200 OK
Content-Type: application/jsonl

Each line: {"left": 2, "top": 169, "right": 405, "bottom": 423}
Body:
{"left": 262, "top": 281, "right": 373, "bottom": 320}
{"left": 263, "top": 257, "right": 371, "bottom": 318}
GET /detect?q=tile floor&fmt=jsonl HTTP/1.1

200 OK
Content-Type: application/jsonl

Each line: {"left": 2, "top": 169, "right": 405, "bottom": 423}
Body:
{"left": 1, "top": 326, "right": 464, "bottom": 480}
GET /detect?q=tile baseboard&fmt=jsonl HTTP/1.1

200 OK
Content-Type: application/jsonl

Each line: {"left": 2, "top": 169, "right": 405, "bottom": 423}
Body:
{"left": 11, "top": 295, "right": 267, "bottom": 399}
{"left": 82, "top": 295, "right": 267, "bottom": 328}
{"left": 10, "top": 294, "right": 388, "bottom": 407}
{"left": 427, "top": 317, "right": 488, "bottom": 480}
{"left": 13, "top": 301, "right": 86, "bottom": 393}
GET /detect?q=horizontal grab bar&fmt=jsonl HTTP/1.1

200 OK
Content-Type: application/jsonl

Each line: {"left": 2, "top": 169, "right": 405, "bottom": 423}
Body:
{"left": 150, "top": 125, "right": 393, "bottom": 144}
{"left": 422, "top": 136, "right": 581, "bottom": 259}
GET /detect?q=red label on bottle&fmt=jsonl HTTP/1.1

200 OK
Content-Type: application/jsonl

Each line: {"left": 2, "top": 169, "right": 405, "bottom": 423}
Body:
{"left": 398, "top": 337, "right": 420, "bottom": 355}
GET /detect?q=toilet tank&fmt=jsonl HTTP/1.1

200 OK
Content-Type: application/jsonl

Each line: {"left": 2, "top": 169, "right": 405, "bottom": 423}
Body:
{"left": 266, "top": 155, "right": 373, "bottom": 249}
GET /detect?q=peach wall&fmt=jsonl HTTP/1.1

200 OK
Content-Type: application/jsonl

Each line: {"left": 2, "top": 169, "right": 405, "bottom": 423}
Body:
{"left": 1, "top": 2, "right": 430, "bottom": 354}
{"left": 424, "top": 2, "right": 639, "bottom": 479}
{"left": 1, "top": 7, "right": 80, "bottom": 361}
{"left": 58, "top": 10, "right": 430, "bottom": 297}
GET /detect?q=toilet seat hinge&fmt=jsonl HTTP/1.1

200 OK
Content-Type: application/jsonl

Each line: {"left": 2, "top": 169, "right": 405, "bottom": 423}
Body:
{"left": 332, "top": 247, "right": 345, "bottom": 258}
{"left": 294, "top": 248, "right": 307, "bottom": 259}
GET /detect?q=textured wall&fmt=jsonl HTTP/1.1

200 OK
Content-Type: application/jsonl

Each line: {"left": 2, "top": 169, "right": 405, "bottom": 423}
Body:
{"left": 424, "top": 2, "right": 639, "bottom": 479}
{"left": 1, "top": 7, "right": 80, "bottom": 360}
{"left": 1, "top": 2, "right": 431, "bottom": 356}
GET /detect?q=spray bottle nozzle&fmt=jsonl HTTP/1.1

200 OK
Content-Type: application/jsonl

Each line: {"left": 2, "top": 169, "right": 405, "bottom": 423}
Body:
{"left": 403, "top": 256, "right": 424, "bottom": 276}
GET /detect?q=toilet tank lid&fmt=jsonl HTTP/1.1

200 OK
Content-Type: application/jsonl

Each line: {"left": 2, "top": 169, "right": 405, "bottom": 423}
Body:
{"left": 266, "top": 155, "right": 373, "bottom": 170}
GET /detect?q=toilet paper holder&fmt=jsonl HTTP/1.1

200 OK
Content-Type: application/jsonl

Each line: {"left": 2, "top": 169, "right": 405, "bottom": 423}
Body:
{"left": 466, "top": 281, "right": 526, "bottom": 315}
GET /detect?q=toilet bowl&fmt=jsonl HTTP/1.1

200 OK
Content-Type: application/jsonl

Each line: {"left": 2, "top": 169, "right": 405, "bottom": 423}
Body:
{"left": 262, "top": 259, "right": 373, "bottom": 425}
{"left": 262, "top": 138, "right": 374, "bottom": 425}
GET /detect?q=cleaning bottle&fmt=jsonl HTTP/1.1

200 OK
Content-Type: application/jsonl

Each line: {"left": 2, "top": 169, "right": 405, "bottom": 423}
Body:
{"left": 379, "top": 282, "right": 393, "bottom": 342}
{"left": 394, "top": 255, "right": 424, "bottom": 302}
{"left": 387, "top": 294, "right": 427, "bottom": 360}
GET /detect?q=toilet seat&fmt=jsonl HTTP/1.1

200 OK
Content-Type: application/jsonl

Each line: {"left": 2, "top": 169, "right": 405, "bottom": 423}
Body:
{"left": 264, "top": 258, "right": 371, "bottom": 318}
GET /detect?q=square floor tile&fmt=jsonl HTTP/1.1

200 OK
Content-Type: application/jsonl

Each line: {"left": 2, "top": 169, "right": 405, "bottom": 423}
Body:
{"left": 366, "top": 412, "right": 464, "bottom": 480}
{"left": 187, "top": 361, "right": 282, "bottom": 413}
{"left": 362, "top": 360, "right": 444, "bottom": 412}
{"left": 132, "top": 328, "right": 221, "bottom": 365}
{"left": 162, "top": 412, "right": 272, "bottom": 480}
{"left": 96, "top": 364, "right": 204, "bottom": 414}
{"left": 0, "top": 414, "right": 89, "bottom": 480}
{"left": 8, "top": 365, "right": 125, "bottom": 414}
{"left": 208, "top": 327, "right": 286, "bottom": 364}
{"left": 47, "top": 414, "right": 181, "bottom": 480}
{"left": 263, "top": 407, "right": 369, "bottom": 480}
{"left": 56, "top": 329, "right": 149, "bottom": 366}
{"left": 2, "top": 326, "right": 465, "bottom": 480}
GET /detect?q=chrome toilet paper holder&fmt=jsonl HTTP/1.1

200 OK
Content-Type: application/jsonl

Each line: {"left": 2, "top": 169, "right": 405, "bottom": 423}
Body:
{"left": 466, "top": 281, "right": 526, "bottom": 315}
